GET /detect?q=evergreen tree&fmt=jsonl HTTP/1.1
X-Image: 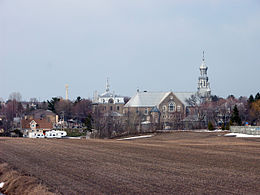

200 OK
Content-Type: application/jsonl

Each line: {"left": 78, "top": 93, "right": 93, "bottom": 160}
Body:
{"left": 74, "top": 96, "right": 82, "bottom": 104}
{"left": 248, "top": 95, "right": 254, "bottom": 103}
{"left": 255, "top": 93, "right": 260, "bottom": 100}
{"left": 47, "top": 97, "right": 60, "bottom": 113}
{"left": 85, "top": 114, "right": 93, "bottom": 131}
{"left": 211, "top": 95, "right": 219, "bottom": 102}
{"left": 230, "top": 105, "right": 242, "bottom": 125}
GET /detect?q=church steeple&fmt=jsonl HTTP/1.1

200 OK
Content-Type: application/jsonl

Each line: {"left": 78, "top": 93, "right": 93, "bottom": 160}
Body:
{"left": 106, "top": 78, "right": 110, "bottom": 92}
{"left": 197, "top": 51, "right": 211, "bottom": 101}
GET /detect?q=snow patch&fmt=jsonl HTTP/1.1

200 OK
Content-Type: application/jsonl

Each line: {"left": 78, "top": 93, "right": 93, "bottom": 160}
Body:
{"left": 0, "top": 182, "right": 4, "bottom": 188}
{"left": 224, "top": 133, "right": 260, "bottom": 138}
{"left": 117, "top": 135, "right": 153, "bottom": 141}
{"left": 188, "top": 129, "right": 228, "bottom": 133}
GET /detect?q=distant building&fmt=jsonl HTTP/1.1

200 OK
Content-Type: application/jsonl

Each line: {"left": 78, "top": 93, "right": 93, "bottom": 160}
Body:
{"left": 25, "top": 109, "right": 58, "bottom": 124}
{"left": 124, "top": 91, "right": 194, "bottom": 129}
{"left": 93, "top": 79, "right": 125, "bottom": 116}
{"left": 197, "top": 52, "right": 211, "bottom": 101}
{"left": 21, "top": 118, "right": 53, "bottom": 137}
{"left": 123, "top": 52, "right": 212, "bottom": 129}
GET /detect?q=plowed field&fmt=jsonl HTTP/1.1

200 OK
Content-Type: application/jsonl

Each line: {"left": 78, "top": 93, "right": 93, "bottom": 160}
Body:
{"left": 0, "top": 132, "right": 260, "bottom": 195}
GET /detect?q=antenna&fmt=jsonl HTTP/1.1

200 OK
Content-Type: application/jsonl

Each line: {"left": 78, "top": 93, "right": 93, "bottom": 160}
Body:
{"left": 202, "top": 51, "right": 205, "bottom": 61}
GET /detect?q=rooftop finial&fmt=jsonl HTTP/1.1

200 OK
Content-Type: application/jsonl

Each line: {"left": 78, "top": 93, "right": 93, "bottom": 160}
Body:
{"left": 203, "top": 51, "right": 205, "bottom": 61}
{"left": 106, "top": 78, "right": 110, "bottom": 92}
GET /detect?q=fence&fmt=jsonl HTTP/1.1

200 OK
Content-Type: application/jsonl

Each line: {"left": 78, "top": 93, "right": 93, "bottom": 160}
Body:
{"left": 230, "top": 126, "right": 260, "bottom": 135}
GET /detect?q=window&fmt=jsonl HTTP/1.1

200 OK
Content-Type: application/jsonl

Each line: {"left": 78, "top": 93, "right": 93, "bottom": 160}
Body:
{"left": 109, "top": 98, "right": 114, "bottom": 104}
{"left": 103, "top": 99, "right": 105, "bottom": 103}
{"left": 177, "top": 105, "right": 181, "bottom": 112}
{"left": 144, "top": 108, "right": 148, "bottom": 115}
{"left": 117, "top": 106, "right": 120, "bottom": 111}
{"left": 162, "top": 105, "right": 167, "bottom": 112}
{"left": 110, "top": 106, "right": 113, "bottom": 111}
{"left": 104, "top": 106, "right": 106, "bottom": 111}
{"left": 136, "top": 108, "right": 139, "bottom": 114}
{"left": 168, "top": 102, "right": 176, "bottom": 112}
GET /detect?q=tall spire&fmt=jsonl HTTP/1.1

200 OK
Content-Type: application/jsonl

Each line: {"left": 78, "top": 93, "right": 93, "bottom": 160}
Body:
{"left": 197, "top": 51, "right": 211, "bottom": 101}
{"left": 200, "top": 50, "right": 207, "bottom": 70}
{"left": 106, "top": 78, "right": 110, "bottom": 92}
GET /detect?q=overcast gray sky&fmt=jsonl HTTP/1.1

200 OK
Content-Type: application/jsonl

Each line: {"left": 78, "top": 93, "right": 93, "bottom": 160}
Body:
{"left": 1, "top": 0, "right": 260, "bottom": 101}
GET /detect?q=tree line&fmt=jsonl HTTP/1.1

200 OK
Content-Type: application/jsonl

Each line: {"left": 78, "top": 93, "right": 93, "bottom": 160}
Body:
{"left": 1, "top": 92, "right": 260, "bottom": 137}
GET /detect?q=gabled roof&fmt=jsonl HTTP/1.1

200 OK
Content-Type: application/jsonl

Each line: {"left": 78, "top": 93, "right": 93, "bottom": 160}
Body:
{"left": 124, "top": 91, "right": 196, "bottom": 108}
{"left": 174, "top": 92, "right": 196, "bottom": 107}
{"left": 124, "top": 92, "right": 171, "bottom": 108}
{"left": 151, "top": 106, "right": 160, "bottom": 113}
{"left": 21, "top": 118, "right": 53, "bottom": 129}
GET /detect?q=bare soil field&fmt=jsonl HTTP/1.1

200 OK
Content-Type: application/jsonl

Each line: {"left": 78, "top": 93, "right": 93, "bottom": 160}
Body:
{"left": 0, "top": 132, "right": 260, "bottom": 195}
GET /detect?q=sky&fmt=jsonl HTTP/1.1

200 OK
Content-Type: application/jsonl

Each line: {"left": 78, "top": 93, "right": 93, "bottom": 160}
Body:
{"left": 1, "top": 0, "right": 260, "bottom": 101}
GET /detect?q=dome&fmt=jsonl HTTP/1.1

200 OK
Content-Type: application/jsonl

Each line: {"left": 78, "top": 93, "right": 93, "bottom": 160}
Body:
{"left": 100, "top": 91, "right": 114, "bottom": 98}
{"left": 200, "top": 60, "right": 207, "bottom": 69}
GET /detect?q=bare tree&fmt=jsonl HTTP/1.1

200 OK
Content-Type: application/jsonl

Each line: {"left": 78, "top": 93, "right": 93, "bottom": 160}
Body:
{"left": 9, "top": 92, "right": 22, "bottom": 102}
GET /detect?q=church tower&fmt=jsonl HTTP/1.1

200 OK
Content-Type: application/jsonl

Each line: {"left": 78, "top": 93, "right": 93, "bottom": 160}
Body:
{"left": 197, "top": 51, "right": 211, "bottom": 101}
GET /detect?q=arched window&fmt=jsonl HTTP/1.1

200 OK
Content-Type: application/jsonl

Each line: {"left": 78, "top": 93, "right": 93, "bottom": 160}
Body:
{"left": 168, "top": 102, "right": 176, "bottom": 112}
{"left": 108, "top": 98, "right": 114, "bottom": 104}
{"left": 162, "top": 105, "right": 167, "bottom": 112}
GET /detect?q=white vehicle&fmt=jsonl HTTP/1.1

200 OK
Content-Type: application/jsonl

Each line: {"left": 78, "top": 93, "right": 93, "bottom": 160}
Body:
{"left": 28, "top": 130, "right": 67, "bottom": 138}
{"left": 44, "top": 130, "right": 67, "bottom": 138}
{"left": 28, "top": 132, "right": 45, "bottom": 138}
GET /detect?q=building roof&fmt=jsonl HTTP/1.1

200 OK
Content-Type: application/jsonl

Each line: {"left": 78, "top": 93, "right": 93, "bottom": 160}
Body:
{"left": 151, "top": 106, "right": 160, "bottom": 113}
{"left": 99, "top": 91, "right": 114, "bottom": 98}
{"left": 21, "top": 118, "right": 53, "bottom": 129}
{"left": 28, "top": 109, "right": 56, "bottom": 118}
{"left": 125, "top": 91, "right": 195, "bottom": 108}
{"left": 99, "top": 91, "right": 124, "bottom": 98}
{"left": 174, "top": 92, "right": 196, "bottom": 107}
{"left": 124, "top": 92, "right": 171, "bottom": 107}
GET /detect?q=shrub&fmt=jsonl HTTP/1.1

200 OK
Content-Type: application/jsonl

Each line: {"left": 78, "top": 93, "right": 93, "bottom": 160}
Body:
{"left": 225, "top": 122, "right": 230, "bottom": 130}
{"left": 208, "top": 121, "right": 214, "bottom": 131}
